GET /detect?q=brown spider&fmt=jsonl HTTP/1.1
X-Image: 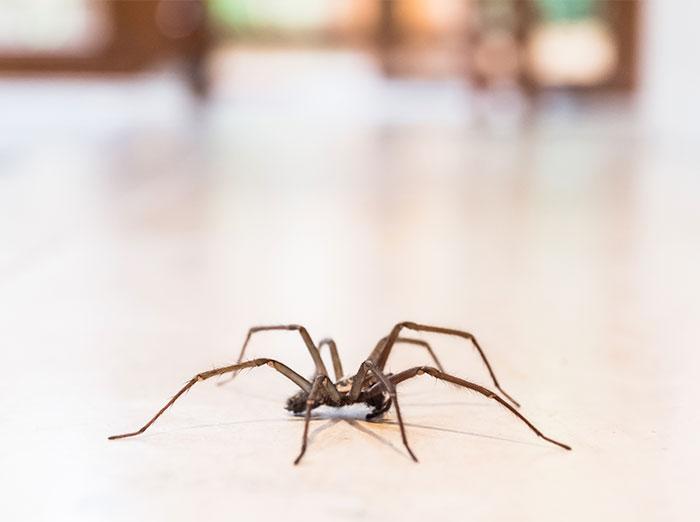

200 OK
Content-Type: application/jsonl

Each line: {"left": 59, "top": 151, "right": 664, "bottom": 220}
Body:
{"left": 109, "top": 322, "right": 571, "bottom": 463}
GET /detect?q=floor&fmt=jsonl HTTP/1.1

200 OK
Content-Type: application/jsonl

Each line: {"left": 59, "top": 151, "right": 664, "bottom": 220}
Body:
{"left": 1, "top": 57, "right": 698, "bottom": 521}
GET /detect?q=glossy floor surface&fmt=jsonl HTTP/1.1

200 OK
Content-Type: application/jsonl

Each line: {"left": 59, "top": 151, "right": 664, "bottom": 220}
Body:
{"left": 1, "top": 62, "right": 698, "bottom": 521}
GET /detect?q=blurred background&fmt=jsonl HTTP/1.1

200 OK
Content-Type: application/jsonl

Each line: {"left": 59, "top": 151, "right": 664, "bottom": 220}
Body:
{"left": 0, "top": 1, "right": 698, "bottom": 521}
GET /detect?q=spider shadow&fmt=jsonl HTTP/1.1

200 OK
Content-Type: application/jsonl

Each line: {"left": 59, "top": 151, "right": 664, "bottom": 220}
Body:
{"left": 371, "top": 418, "right": 544, "bottom": 448}
{"left": 286, "top": 405, "right": 543, "bottom": 455}
{"left": 133, "top": 405, "right": 544, "bottom": 452}
{"left": 291, "top": 416, "right": 409, "bottom": 459}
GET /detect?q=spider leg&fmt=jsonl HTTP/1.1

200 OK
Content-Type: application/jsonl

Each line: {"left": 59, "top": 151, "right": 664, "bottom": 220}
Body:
{"left": 218, "top": 324, "right": 329, "bottom": 386}
{"left": 374, "top": 336, "right": 445, "bottom": 372}
{"left": 293, "top": 375, "right": 328, "bottom": 465}
{"left": 349, "top": 361, "right": 418, "bottom": 462}
{"left": 372, "top": 322, "right": 520, "bottom": 408}
{"left": 317, "top": 338, "right": 344, "bottom": 381}
{"left": 390, "top": 366, "right": 571, "bottom": 451}
{"left": 108, "top": 358, "right": 311, "bottom": 440}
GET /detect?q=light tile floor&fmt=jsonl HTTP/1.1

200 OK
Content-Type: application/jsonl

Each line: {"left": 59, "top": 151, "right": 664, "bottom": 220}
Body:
{"left": 0, "top": 69, "right": 697, "bottom": 521}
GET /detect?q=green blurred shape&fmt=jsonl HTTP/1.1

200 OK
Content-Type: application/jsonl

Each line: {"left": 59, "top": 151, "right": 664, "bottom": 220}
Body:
{"left": 535, "top": 0, "right": 597, "bottom": 22}
{"left": 208, "top": 0, "right": 252, "bottom": 29}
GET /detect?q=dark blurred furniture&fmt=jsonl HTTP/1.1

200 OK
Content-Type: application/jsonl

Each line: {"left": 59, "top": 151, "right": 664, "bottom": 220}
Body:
{"left": 0, "top": 0, "right": 209, "bottom": 95}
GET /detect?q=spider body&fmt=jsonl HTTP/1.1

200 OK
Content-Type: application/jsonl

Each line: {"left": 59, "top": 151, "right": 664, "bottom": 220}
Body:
{"left": 109, "top": 321, "right": 571, "bottom": 464}
{"left": 285, "top": 375, "right": 392, "bottom": 419}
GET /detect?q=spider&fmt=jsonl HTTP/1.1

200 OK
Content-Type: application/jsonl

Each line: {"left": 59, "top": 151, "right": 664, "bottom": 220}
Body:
{"left": 109, "top": 321, "right": 571, "bottom": 463}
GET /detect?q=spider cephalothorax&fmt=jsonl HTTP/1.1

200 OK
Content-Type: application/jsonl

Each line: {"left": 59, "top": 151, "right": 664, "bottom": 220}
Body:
{"left": 109, "top": 322, "right": 571, "bottom": 464}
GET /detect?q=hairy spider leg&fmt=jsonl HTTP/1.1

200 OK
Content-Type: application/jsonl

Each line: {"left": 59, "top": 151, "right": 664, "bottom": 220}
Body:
{"left": 390, "top": 366, "right": 571, "bottom": 451}
{"left": 108, "top": 358, "right": 311, "bottom": 440}
{"left": 374, "top": 336, "right": 446, "bottom": 372}
{"left": 373, "top": 322, "right": 521, "bottom": 408}
{"left": 317, "top": 338, "right": 344, "bottom": 381}
{"left": 349, "top": 360, "right": 418, "bottom": 462}
{"left": 319, "top": 336, "right": 444, "bottom": 381}
{"left": 218, "top": 324, "right": 329, "bottom": 386}
{"left": 293, "top": 375, "right": 329, "bottom": 465}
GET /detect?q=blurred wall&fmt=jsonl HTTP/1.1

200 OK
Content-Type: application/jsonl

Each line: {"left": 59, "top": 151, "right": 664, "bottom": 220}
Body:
{"left": 641, "top": 0, "right": 700, "bottom": 139}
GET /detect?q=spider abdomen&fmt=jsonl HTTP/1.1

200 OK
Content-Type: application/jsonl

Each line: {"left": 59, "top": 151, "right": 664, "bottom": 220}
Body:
{"left": 285, "top": 390, "right": 309, "bottom": 414}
